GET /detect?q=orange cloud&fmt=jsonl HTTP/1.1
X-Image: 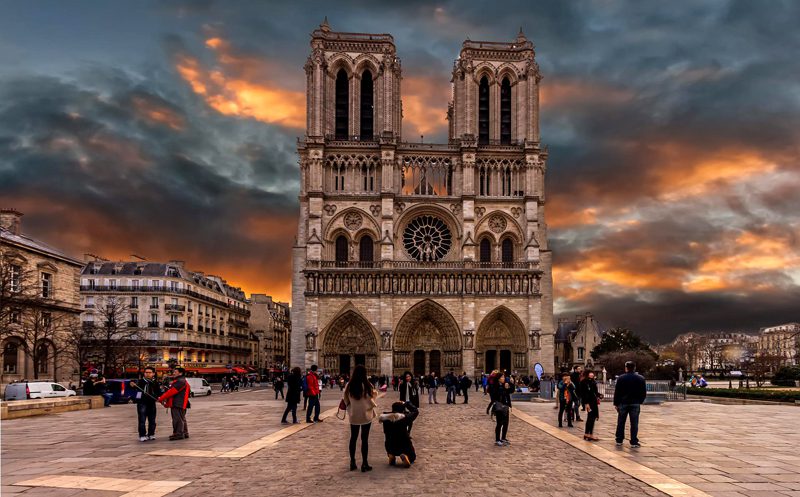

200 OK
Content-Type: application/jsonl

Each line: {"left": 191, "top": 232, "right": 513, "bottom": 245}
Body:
{"left": 131, "top": 95, "right": 185, "bottom": 130}
{"left": 541, "top": 79, "right": 634, "bottom": 108}
{"left": 402, "top": 76, "right": 449, "bottom": 138}
{"left": 174, "top": 38, "right": 305, "bottom": 129}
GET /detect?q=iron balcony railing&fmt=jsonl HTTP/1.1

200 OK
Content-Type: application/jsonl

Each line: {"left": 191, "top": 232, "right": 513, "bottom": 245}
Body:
{"left": 79, "top": 285, "right": 251, "bottom": 316}
{"left": 165, "top": 304, "right": 186, "bottom": 312}
{"left": 164, "top": 322, "right": 185, "bottom": 329}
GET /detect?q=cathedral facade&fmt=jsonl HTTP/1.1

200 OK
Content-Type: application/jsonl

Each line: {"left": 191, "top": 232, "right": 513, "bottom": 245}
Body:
{"left": 291, "top": 21, "right": 555, "bottom": 378}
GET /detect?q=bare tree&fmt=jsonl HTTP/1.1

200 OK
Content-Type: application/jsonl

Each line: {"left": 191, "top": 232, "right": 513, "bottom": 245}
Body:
{"left": 750, "top": 353, "right": 785, "bottom": 387}
{"left": 87, "top": 295, "right": 141, "bottom": 376}
{"left": 16, "top": 304, "right": 79, "bottom": 380}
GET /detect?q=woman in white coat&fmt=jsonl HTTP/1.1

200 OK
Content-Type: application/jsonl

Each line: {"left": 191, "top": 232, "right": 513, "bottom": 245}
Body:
{"left": 343, "top": 364, "right": 377, "bottom": 472}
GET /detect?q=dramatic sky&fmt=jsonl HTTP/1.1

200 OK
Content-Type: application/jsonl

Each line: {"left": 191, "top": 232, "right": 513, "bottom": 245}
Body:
{"left": 2, "top": 1, "right": 799, "bottom": 342}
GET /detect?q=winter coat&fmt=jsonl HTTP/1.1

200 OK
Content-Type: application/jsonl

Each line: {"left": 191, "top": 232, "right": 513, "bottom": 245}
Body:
{"left": 158, "top": 376, "right": 191, "bottom": 409}
{"left": 399, "top": 380, "right": 420, "bottom": 407}
{"left": 285, "top": 372, "right": 302, "bottom": 404}
{"left": 343, "top": 384, "right": 377, "bottom": 425}
{"left": 306, "top": 371, "right": 320, "bottom": 396}
{"left": 131, "top": 378, "right": 162, "bottom": 406}
{"left": 380, "top": 403, "right": 419, "bottom": 456}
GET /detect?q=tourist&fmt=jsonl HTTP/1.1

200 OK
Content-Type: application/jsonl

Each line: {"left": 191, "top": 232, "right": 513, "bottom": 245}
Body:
{"left": 485, "top": 370, "right": 499, "bottom": 414}
{"left": 613, "top": 361, "right": 647, "bottom": 448}
{"left": 398, "top": 371, "right": 420, "bottom": 433}
{"left": 306, "top": 364, "right": 322, "bottom": 423}
{"left": 459, "top": 372, "right": 472, "bottom": 404}
{"left": 578, "top": 370, "right": 601, "bottom": 441}
{"left": 274, "top": 376, "right": 285, "bottom": 400}
{"left": 282, "top": 367, "right": 302, "bottom": 424}
{"left": 426, "top": 373, "right": 439, "bottom": 404}
{"left": 557, "top": 373, "right": 575, "bottom": 428}
{"left": 570, "top": 365, "right": 583, "bottom": 422}
{"left": 130, "top": 366, "right": 162, "bottom": 442}
{"left": 82, "top": 374, "right": 95, "bottom": 396}
{"left": 94, "top": 374, "right": 111, "bottom": 407}
{"left": 380, "top": 401, "right": 419, "bottom": 467}
{"left": 490, "top": 372, "right": 513, "bottom": 446}
{"left": 482, "top": 373, "right": 489, "bottom": 394}
{"left": 445, "top": 370, "right": 458, "bottom": 404}
{"left": 344, "top": 365, "right": 377, "bottom": 472}
{"left": 158, "top": 367, "right": 191, "bottom": 441}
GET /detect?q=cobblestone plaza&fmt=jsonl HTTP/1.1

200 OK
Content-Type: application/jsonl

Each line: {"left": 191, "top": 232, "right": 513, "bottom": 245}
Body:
{"left": 4, "top": 389, "right": 800, "bottom": 496}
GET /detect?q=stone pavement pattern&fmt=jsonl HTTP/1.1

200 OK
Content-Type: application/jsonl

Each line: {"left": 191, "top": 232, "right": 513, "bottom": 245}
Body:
{"left": 2, "top": 387, "right": 660, "bottom": 496}
{"left": 514, "top": 400, "right": 800, "bottom": 497}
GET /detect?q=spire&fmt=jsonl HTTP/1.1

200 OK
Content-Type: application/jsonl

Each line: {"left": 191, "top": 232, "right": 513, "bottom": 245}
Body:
{"left": 320, "top": 17, "right": 330, "bottom": 33}
{"left": 516, "top": 26, "right": 527, "bottom": 43}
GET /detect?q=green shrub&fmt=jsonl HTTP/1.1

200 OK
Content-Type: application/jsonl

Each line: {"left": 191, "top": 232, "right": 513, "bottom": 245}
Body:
{"left": 687, "top": 387, "right": 800, "bottom": 402}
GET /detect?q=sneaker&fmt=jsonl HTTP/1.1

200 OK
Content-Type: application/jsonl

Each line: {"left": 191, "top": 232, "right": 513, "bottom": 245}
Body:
{"left": 615, "top": 441, "right": 623, "bottom": 447}
{"left": 139, "top": 436, "right": 148, "bottom": 442}
{"left": 147, "top": 435, "right": 156, "bottom": 441}
{"left": 631, "top": 443, "right": 641, "bottom": 448}
{"left": 495, "top": 441, "right": 504, "bottom": 447}
{"left": 501, "top": 439, "right": 511, "bottom": 446}
{"left": 314, "top": 419, "right": 323, "bottom": 423}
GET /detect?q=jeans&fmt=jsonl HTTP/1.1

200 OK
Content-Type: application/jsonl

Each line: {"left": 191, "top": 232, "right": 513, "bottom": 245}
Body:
{"left": 275, "top": 388, "right": 284, "bottom": 399}
{"left": 615, "top": 404, "right": 641, "bottom": 444}
{"left": 558, "top": 402, "right": 573, "bottom": 426}
{"left": 573, "top": 397, "right": 583, "bottom": 419}
{"left": 428, "top": 388, "right": 438, "bottom": 404}
{"left": 349, "top": 423, "right": 371, "bottom": 463}
{"left": 495, "top": 411, "right": 509, "bottom": 441}
{"left": 446, "top": 386, "right": 456, "bottom": 404}
{"left": 101, "top": 393, "right": 113, "bottom": 407}
{"left": 137, "top": 402, "right": 157, "bottom": 437}
{"left": 462, "top": 387, "right": 469, "bottom": 404}
{"left": 282, "top": 402, "right": 298, "bottom": 423}
{"left": 306, "top": 395, "right": 320, "bottom": 421}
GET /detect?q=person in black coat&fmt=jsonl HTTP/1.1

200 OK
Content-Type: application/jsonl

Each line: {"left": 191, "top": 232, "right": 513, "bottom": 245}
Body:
{"left": 379, "top": 401, "right": 419, "bottom": 467}
{"left": 282, "top": 367, "right": 303, "bottom": 424}
{"left": 130, "top": 366, "right": 163, "bottom": 441}
{"left": 490, "top": 373, "right": 514, "bottom": 446}
{"left": 578, "top": 370, "right": 601, "bottom": 441}
{"left": 613, "top": 361, "right": 647, "bottom": 447}
{"left": 459, "top": 373, "right": 472, "bottom": 404}
{"left": 398, "top": 371, "right": 420, "bottom": 407}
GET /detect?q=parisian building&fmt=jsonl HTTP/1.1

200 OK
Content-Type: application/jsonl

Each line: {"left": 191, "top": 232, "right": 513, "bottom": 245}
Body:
{"left": 79, "top": 259, "right": 255, "bottom": 373}
{"left": 554, "top": 313, "right": 604, "bottom": 370}
{"left": 758, "top": 323, "right": 800, "bottom": 367}
{"left": 250, "top": 294, "right": 291, "bottom": 374}
{"left": 1, "top": 209, "right": 83, "bottom": 388}
{"left": 291, "top": 22, "right": 555, "bottom": 378}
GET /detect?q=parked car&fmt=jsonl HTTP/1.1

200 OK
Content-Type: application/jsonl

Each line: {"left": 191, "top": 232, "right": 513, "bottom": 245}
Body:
{"left": 4, "top": 381, "right": 77, "bottom": 401}
{"left": 104, "top": 379, "right": 139, "bottom": 404}
{"left": 187, "top": 377, "right": 212, "bottom": 397}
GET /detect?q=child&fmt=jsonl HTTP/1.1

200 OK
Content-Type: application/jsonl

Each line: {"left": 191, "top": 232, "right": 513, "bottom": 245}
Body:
{"left": 379, "top": 401, "right": 419, "bottom": 468}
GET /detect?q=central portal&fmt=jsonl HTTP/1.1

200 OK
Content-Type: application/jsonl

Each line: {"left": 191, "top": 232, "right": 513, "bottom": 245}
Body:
{"left": 392, "top": 299, "right": 462, "bottom": 377}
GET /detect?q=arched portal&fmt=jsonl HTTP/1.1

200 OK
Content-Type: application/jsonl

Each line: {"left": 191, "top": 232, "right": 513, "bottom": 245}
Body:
{"left": 475, "top": 306, "right": 527, "bottom": 375}
{"left": 393, "top": 299, "right": 461, "bottom": 377}
{"left": 321, "top": 310, "right": 379, "bottom": 376}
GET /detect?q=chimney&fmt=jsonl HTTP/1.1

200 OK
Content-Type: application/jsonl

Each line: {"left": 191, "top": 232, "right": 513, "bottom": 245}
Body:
{"left": 0, "top": 209, "right": 23, "bottom": 235}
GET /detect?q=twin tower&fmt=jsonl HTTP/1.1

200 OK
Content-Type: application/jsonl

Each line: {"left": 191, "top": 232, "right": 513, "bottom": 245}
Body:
{"left": 292, "top": 20, "right": 556, "bottom": 378}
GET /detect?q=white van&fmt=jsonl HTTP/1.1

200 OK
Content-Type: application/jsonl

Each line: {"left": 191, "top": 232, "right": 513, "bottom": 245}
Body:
{"left": 4, "top": 382, "right": 77, "bottom": 400}
{"left": 186, "top": 378, "right": 212, "bottom": 397}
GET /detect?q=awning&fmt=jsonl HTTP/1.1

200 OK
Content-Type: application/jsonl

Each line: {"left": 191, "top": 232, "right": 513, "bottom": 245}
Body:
{"left": 232, "top": 367, "right": 247, "bottom": 373}
{"left": 192, "top": 367, "right": 232, "bottom": 374}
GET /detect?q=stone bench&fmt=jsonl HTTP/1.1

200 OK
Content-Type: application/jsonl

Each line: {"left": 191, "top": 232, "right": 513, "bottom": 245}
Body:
{"left": 1, "top": 396, "right": 105, "bottom": 420}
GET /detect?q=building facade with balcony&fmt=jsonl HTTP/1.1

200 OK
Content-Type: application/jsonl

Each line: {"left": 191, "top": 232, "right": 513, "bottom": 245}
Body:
{"left": 758, "top": 323, "right": 800, "bottom": 366}
{"left": 291, "top": 22, "right": 555, "bottom": 378}
{"left": 1, "top": 209, "right": 83, "bottom": 388}
{"left": 79, "top": 259, "right": 254, "bottom": 372}
{"left": 250, "top": 294, "right": 291, "bottom": 373}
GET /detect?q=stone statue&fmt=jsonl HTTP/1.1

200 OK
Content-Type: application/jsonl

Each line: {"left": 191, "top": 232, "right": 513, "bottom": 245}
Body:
{"left": 381, "top": 331, "right": 392, "bottom": 350}
{"left": 305, "top": 331, "right": 316, "bottom": 350}
{"left": 464, "top": 331, "right": 474, "bottom": 349}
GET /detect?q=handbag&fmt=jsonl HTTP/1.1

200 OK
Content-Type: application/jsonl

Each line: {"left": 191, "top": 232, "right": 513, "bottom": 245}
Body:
{"left": 492, "top": 401, "right": 509, "bottom": 415}
{"left": 336, "top": 398, "right": 347, "bottom": 420}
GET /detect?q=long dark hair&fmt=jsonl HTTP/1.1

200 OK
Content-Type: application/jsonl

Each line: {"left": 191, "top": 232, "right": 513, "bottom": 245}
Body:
{"left": 346, "top": 365, "right": 373, "bottom": 400}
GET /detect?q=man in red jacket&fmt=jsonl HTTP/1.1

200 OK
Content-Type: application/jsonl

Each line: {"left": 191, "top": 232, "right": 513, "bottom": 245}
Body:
{"left": 305, "top": 364, "right": 322, "bottom": 423}
{"left": 158, "top": 367, "right": 191, "bottom": 440}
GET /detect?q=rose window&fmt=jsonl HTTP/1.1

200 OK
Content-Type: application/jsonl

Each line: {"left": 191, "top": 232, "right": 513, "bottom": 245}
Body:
{"left": 403, "top": 215, "right": 452, "bottom": 261}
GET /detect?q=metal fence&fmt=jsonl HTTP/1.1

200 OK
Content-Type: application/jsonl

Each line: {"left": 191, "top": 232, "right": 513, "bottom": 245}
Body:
{"left": 540, "top": 379, "right": 687, "bottom": 402}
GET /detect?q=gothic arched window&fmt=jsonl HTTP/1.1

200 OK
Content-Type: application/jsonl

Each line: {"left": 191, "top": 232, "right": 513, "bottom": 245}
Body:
{"left": 501, "top": 238, "right": 514, "bottom": 264}
{"left": 335, "top": 235, "right": 349, "bottom": 264}
{"left": 500, "top": 77, "right": 512, "bottom": 144}
{"left": 360, "top": 70, "right": 374, "bottom": 140}
{"left": 478, "top": 76, "right": 490, "bottom": 145}
{"left": 359, "top": 236, "right": 374, "bottom": 264}
{"left": 335, "top": 69, "right": 349, "bottom": 140}
{"left": 479, "top": 238, "right": 491, "bottom": 263}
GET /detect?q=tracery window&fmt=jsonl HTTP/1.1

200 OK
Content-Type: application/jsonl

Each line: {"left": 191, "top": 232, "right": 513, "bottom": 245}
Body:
{"left": 359, "top": 236, "right": 374, "bottom": 263}
{"left": 501, "top": 238, "right": 514, "bottom": 263}
{"left": 335, "top": 235, "right": 349, "bottom": 264}
{"left": 403, "top": 215, "right": 452, "bottom": 261}
{"left": 476, "top": 158, "right": 524, "bottom": 197}
{"left": 479, "top": 238, "right": 492, "bottom": 263}
{"left": 324, "top": 154, "right": 380, "bottom": 193}
{"left": 401, "top": 156, "right": 452, "bottom": 196}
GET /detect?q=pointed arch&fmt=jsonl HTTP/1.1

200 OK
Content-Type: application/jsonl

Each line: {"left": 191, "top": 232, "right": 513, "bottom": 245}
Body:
{"left": 475, "top": 306, "right": 528, "bottom": 373}
{"left": 478, "top": 75, "right": 490, "bottom": 145}
{"left": 393, "top": 299, "right": 461, "bottom": 352}
{"left": 320, "top": 304, "right": 380, "bottom": 375}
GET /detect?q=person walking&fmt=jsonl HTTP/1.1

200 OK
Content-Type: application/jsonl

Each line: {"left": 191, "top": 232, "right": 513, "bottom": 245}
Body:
{"left": 578, "top": 370, "right": 601, "bottom": 441}
{"left": 274, "top": 376, "right": 285, "bottom": 400}
{"left": 281, "top": 367, "right": 302, "bottom": 424}
{"left": 306, "top": 364, "right": 322, "bottom": 423}
{"left": 130, "top": 366, "right": 162, "bottom": 442}
{"left": 343, "top": 365, "right": 377, "bottom": 472}
{"left": 613, "top": 361, "right": 647, "bottom": 448}
{"left": 426, "top": 373, "right": 439, "bottom": 404}
{"left": 459, "top": 373, "right": 472, "bottom": 404}
{"left": 490, "top": 372, "right": 513, "bottom": 446}
{"left": 158, "top": 367, "right": 191, "bottom": 441}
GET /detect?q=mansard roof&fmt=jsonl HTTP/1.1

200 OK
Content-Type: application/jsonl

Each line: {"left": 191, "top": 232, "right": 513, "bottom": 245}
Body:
{"left": 0, "top": 226, "right": 82, "bottom": 266}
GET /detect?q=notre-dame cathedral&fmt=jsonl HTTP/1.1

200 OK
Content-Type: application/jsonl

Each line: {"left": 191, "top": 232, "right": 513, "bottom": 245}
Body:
{"left": 291, "top": 20, "right": 555, "bottom": 378}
